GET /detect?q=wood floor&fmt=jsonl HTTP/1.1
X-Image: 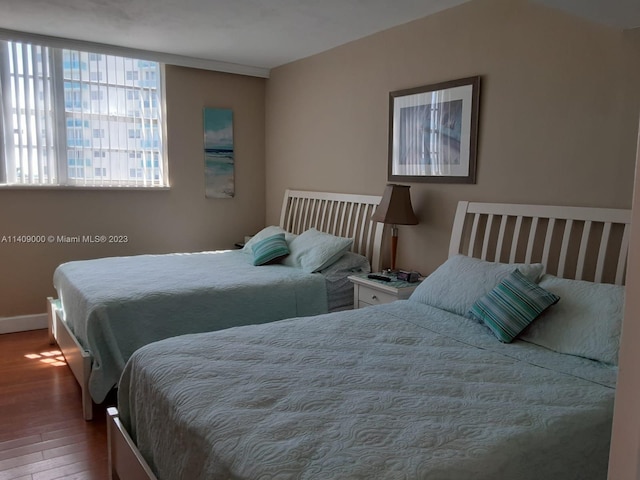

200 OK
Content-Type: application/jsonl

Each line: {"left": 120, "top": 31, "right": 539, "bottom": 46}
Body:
{"left": 0, "top": 329, "right": 108, "bottom": 480}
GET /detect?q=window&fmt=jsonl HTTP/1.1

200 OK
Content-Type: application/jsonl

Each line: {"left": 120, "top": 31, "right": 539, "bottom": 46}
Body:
{"left": 0, "top": 41, "right": 167, "bottom": 187}
{"left": 90, "top": 89, "right": 103, "bottom": 101}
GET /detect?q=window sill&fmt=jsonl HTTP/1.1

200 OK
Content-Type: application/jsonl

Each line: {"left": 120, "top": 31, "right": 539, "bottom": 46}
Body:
{"left": 0, "top": 184, "right": 171, "bottom": 192}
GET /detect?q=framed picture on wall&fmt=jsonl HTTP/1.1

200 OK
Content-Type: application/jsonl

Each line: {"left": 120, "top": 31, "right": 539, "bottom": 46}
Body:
{"left": 204, "top": 107, "right": 235, "bottom": 198}
{"left": 388, "top": 76, "right": 480, "bottom": 184}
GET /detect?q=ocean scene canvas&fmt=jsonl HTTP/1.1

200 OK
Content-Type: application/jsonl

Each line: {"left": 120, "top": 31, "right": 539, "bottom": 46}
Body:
{"left": 204, "top": 108, "right": 234, "bottom": 198}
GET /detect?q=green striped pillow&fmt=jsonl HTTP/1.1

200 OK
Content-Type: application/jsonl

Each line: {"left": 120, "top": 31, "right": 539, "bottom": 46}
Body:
{"left": 252, "top": 233, "right": 290, "bottom": 266}
{"left": 468, "top": 269, "right": 560, "bottom": 343}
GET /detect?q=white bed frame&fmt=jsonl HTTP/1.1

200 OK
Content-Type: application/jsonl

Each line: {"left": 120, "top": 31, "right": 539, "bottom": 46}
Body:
{"left": 47, "top": 189, "right": 383, "bottom": 421}
{"left": 106, "top": 199, "right": 631, "bottom": 480}
{"left": 449, "top": 201, "right": 631, "bottom": 284}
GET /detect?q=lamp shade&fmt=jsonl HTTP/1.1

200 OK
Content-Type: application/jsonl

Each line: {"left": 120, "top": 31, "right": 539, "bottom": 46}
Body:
{"left": 371, "top": 184, "right": 418, "bottom": 225}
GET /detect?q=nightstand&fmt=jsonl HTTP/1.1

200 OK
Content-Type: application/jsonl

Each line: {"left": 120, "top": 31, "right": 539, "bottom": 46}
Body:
{"left": 348, "top": 274, "right": 420, "bottom": 309}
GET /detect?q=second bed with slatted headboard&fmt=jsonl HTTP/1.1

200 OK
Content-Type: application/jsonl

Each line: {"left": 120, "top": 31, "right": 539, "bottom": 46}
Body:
{"left": 109, "top": 199, "right": 630, "bottom": 480}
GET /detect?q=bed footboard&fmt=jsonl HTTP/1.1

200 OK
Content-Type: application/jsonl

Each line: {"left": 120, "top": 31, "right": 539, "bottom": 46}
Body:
{"left": 107, "top": 407, "right": 158, "bottom": 480}
{"left": 47, "top": 297, "right": 94, "bottom": 421}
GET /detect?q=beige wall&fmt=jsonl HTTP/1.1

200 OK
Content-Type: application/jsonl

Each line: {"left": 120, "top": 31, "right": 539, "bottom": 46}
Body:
{"left": 0, "top": 65, "right": 266, "bottom": 318}
{"left": 265, "top": 0, "right": 640, "bottom": 276}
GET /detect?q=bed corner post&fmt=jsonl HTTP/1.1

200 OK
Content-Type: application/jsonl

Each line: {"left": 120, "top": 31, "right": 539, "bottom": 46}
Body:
{"left": 107, "top": 407, "right": 119, "bottom": 480}
{"left": 107, "top": 407, "right": 158, "bottom": 480}
{"left": 46, "top": 297, "right": 56, "bottom": 345}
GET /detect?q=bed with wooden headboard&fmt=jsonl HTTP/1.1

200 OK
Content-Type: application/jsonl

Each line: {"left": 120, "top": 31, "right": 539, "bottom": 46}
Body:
{"left": 108, "top": 199, "right": 630, "bottom": 480}
{"left": 47, "top": 189, "right": 384, "bottom": 421}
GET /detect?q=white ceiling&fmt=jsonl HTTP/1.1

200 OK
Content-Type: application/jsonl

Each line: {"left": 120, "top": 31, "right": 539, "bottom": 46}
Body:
{"left": 0, "top": 0, "right": 638, "bottom": 74}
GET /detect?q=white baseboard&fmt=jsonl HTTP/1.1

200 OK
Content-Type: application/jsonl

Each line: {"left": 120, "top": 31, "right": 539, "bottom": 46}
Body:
{"left": 0, "top": 313, "right": 48, "bottom": 334}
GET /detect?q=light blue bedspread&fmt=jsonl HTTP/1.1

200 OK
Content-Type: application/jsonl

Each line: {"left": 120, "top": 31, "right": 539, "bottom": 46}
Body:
{"left": 119, "top": 300, "right": 616, "bottom": 480}
{"left": 53, "top": 250, "right": 327, "bottom": 402}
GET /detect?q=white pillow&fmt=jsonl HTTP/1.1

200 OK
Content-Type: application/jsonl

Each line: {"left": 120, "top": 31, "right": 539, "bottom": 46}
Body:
{"left": 519, "top": 275, "right": 624, "bottom": 365}
{"left": 282, "top": 228, "right": 353, "bottom": 273}
{"left": 408, "top": 254, "right": 544, "bottom": 316}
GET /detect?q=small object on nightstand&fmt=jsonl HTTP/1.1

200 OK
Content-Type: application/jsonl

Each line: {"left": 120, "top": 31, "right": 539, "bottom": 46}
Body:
{"left": 367, "top": 274, "right": 391, "bottom": 282}
{"left": 396, "top": 270, "right": 420, "bottom": 282}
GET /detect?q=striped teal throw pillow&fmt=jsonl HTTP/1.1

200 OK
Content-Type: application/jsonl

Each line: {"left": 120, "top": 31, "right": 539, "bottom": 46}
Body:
{"left": 468, "top": 269, "right": 560, "bottom": 343}
{"left": 252, "top": 233, "right": 290, "bottom": 266}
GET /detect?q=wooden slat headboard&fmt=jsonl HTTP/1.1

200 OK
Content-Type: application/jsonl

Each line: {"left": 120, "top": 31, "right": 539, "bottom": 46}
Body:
{"left": 449, "top": 201, "right": 632, "bottom": 285}
{"left": 279, "top": 189, "right": 383, "bottom": 272}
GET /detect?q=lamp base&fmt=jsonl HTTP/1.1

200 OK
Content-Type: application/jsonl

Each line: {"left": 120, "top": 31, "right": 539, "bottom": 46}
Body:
{"left": 390, "top": 225, "right": 399, "bottom": 271}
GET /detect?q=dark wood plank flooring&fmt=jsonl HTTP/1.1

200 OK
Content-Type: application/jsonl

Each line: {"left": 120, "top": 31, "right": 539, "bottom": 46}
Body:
{"left": 0, "top": 329, "right": 108, "bottom": 479}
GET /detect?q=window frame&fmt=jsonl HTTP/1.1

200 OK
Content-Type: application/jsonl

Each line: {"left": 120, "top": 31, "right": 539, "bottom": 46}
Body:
{"left": 0, "top": 40, "right": 169, "bottom": 190}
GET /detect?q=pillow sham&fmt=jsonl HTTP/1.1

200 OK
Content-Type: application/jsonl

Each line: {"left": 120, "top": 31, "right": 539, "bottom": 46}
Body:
{"left": 468, "top": 269, "right": 560, "bottom": 343}
{"left": 251, "top": 233, "right": 290, "bottom": 266}
{"left": 408, "top": 254, "right": 544, "bottom": 317}
{"left": 242, "top": 226, "right": 286, "bottom": 253}
{"left": 282, "top": 228, "right": 353, "bottom": 273}
{"left": 519, "top": 274, "right": 625, "bottom": 365}
{"left": 242, "top": 226, "right": 297, "bottom": 253}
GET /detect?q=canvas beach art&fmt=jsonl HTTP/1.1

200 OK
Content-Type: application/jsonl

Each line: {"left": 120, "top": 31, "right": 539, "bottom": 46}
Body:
{"left": 204, "top": 108, "right": 234, "bottom": 198}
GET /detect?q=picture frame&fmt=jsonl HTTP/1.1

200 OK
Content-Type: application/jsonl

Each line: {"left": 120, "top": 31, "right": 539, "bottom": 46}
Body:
{"left": 388, "top": 76, "right": 480, "bottom": 184}
{"left": 203, "top": 107, "right": 235, "bottom": 198}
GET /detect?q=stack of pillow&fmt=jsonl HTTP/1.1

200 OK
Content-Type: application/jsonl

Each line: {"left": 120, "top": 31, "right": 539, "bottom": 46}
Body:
{"left": 242, "top": 225, "right": 354, "bottom": 273}
{"left": 408, "top": 254, "right": 624, "bottom": 365}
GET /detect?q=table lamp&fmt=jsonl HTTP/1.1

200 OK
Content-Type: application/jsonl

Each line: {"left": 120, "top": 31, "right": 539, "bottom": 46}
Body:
{"left": 370, "top": 184, "right": 418, "bottom": 272}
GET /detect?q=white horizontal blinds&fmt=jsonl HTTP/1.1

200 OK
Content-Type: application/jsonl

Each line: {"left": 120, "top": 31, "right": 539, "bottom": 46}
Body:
{"left": 62, "top": 49, "right": 165, "bottom": 186}
{"left": 0, "top": 42, "right": 56, "bottom": 184}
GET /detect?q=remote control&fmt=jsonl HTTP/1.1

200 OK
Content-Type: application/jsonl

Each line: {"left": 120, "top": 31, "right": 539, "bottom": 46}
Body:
{"left": 368, "top": 274, "right": 391, "bottom": 282}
